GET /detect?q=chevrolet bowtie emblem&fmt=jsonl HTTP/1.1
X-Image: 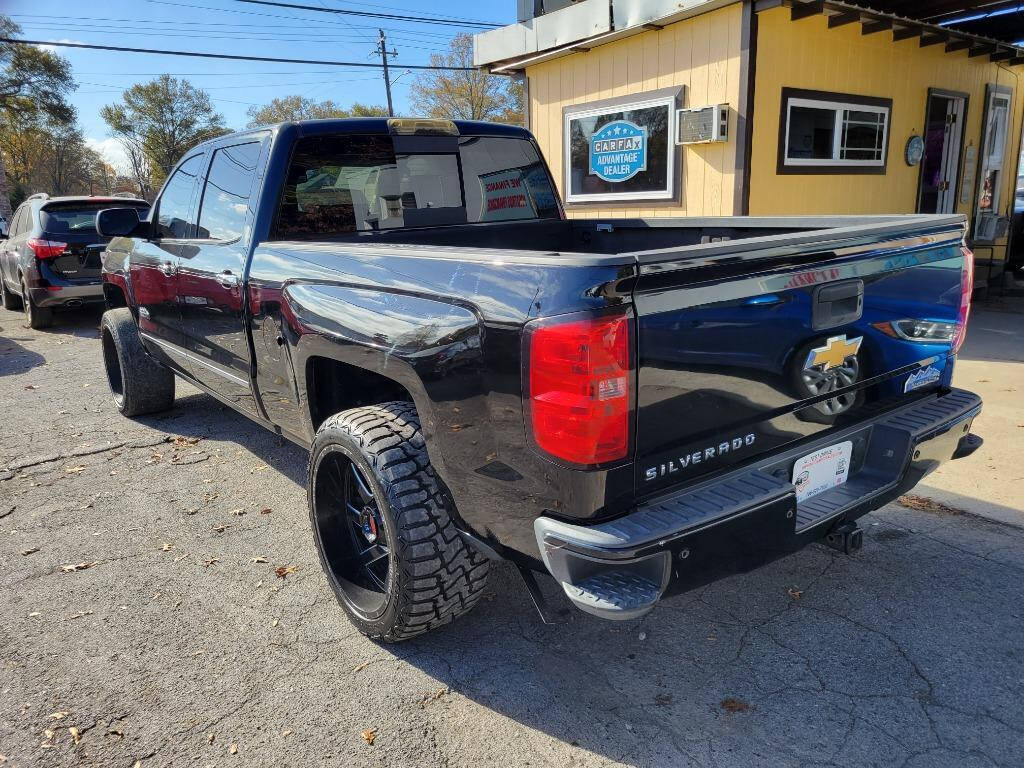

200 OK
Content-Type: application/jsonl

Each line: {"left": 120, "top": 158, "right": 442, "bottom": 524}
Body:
{"left": 806, "top": 335, "right": 863, "bottom": 371}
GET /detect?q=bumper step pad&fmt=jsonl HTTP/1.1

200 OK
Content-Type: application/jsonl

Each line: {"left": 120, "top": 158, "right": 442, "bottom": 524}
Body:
{"left": 563, "top": 571, "right": 663, "bottom": 620}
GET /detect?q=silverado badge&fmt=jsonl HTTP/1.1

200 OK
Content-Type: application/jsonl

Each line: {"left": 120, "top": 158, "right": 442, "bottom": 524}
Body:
{"left": 805, "top": 335, "right": 863, "bottom": 371}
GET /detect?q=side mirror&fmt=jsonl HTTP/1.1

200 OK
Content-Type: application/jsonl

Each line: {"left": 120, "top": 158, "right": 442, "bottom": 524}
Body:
{"left": 97, "top": 207, "right": 151, "bottom": 239}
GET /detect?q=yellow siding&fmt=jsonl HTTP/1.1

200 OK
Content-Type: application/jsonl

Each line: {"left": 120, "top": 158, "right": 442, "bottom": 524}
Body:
{"left": 526, "top": 3, "right": 744, "bottom": 219}
{"left": 750, "top": 7, "right": 1023, "bottom": 263}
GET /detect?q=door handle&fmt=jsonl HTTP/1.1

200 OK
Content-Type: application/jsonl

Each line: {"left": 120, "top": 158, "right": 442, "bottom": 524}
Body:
{"left": 217, "top": 270, "right": 240, "bottom": 288}
{"left": 158, "top": 261, "right": 176, "bottom": 276}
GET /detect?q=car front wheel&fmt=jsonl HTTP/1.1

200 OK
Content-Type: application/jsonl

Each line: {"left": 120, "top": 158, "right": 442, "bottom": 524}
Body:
{"left": 101, "top": 308, "right": 175, "bottom": 417}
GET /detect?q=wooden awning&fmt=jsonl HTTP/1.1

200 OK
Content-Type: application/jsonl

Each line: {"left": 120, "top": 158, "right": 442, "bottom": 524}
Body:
{"left": 756, "top": 1, "right": 1024, "bottom": 64}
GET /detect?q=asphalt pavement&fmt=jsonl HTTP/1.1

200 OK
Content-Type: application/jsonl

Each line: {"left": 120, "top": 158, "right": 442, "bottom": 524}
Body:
{"left": 1, "top": 304, "right": 1022, "bottom": 768}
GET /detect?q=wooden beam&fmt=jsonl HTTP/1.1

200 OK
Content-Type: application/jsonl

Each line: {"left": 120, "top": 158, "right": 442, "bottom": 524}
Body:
{"left": 945, "top": 39, "right": 973, "bottom": 53}
{"left": 861, "top": 18, "right": 892, "bottom": 36}
{"left": 991, "top": 49, "right": 1018, "bottom": 62}
{"left": 790, "top": 1, "right": 824, "bottom": 22}
{"left": 828, "top": 11, "right": 859, "bottom": 29}
{"left": 920, "top": 33, "right": 948, "bottom": 48}
{"left": 892, "top": 26, "right": 920, "bottom": 42}
{"left": 969, "top": 44, "right": 997, "bottom": 58}
{"left": 1008, "top": 57, "right": 1024, "bottom": 66}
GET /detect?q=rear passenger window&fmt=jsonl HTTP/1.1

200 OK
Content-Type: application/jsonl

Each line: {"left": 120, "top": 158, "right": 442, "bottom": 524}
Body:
{"left": 156, "top": 154, "right": 205, "bottom": 239}
{"left": 10, "top": 206, "right": 28, "bottom": 237}
{"left": 197, "top": 142, "right": 262, "bottom": 241}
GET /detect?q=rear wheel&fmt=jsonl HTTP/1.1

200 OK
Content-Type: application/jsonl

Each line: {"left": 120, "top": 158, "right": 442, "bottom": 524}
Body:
{"left": 21, "top": 277, "right": 53, "bottom": 329}
{"left": 101, "top": 308, "right": 175, "bottom": 417}
{"left": 308, "top": 401, "right": 490, "bottom": 642}
{"left": 1, "top": 276, "right": 21, "bottom": 310}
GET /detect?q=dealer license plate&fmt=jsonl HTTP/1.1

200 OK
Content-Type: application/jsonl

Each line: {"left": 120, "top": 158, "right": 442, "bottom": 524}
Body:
{"left": 792, "top": 441, "right": 853, "bottom": 503}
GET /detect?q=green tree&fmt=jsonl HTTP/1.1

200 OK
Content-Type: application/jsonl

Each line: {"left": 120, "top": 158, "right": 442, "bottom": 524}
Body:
{"left": 246, "top": 95, "right": 388, "bottom": 127}
{"left": 101, "top": 74, "right": 228, "bottom": 196}
{"left": 409, "top": 34, "right": 523, "bottom": 123}
{"left": 0, "top": 16, "right": 77, "bottom": 215}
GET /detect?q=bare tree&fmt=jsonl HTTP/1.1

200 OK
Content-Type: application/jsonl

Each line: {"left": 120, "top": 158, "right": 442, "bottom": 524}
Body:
{"left": 409, "top": 35, "right": 523, "bottom": 123}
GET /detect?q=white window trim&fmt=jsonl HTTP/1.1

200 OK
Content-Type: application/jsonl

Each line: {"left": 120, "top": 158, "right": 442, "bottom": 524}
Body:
{"left": 563, "top": 94, "right": 676, "bottom": 203}
{"left": 783, "top": 97, "right": 890, "bottom": 168}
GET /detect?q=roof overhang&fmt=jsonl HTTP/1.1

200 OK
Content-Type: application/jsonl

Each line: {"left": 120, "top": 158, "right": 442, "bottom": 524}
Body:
{"left": 474, "top": 0, "right": 738, "bottom": 74}
{"left": 756, "top": 1, "right": 1024, "bottom": 64}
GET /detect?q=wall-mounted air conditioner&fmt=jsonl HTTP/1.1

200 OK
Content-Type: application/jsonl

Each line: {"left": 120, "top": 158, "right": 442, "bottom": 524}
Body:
{"left": 676, "top": 104, "right": 729, "bottom": 144}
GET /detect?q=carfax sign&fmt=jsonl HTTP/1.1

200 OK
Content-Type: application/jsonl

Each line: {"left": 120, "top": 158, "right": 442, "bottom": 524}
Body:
{"left": 589, "top": 120, "right": 647, "bottom": 183}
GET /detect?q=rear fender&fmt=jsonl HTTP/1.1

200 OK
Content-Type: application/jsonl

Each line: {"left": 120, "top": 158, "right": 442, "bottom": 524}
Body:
{"left": 286, "top": 282, "right": 488, "bottom": 484}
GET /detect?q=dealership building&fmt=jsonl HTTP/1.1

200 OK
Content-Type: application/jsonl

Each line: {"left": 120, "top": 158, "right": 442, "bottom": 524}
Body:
{"left": 474, "top": 1, "right": 1024, "bottom": 286}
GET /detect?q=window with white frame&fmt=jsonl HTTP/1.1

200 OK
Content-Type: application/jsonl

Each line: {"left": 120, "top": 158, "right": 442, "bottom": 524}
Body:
{"left": 779, "top": 88, "right": 892, "bottom": 173}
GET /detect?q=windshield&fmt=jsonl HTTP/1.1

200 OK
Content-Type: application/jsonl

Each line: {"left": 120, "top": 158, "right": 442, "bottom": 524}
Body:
{"left": 274, "top": 134, "right": 560, "bottom": 239}
{"left": 41, "top": 203, "right": 148, "bottom": 235}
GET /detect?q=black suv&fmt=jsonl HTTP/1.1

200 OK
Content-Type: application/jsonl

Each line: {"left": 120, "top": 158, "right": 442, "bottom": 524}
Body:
{"left": 0, "top": 193, "right": 149, "bottom": 328}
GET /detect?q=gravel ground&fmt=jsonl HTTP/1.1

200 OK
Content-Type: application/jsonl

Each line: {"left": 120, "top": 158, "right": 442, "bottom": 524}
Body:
{"left": 1, "top": 305, "right": 1023, "bottom": 768}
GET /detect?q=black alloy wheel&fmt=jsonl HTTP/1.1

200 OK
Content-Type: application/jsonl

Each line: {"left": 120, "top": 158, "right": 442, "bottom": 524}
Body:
{"left": 312, "top": 447, "right": 393, "bottom": 618}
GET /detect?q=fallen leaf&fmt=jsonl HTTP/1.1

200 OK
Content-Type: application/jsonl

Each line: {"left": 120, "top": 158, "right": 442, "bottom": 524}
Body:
{"left": 60, "top": 561, "right": 99, "bottom": 573}
{"left": 721, "top": 697, "right": 750, "bottom": 714}
{"left": 207, "top": 733, "right": 215, "bottom": 744}
{"left": 251, "top": 465, "right": 268, "bottom": 472}
{"left": 203, "top": 558, "right": 219, "bottom": 567}
{"left": 230, "top": 743, "right": 238, "bottom": 755}
{"left": 49, "top": 712, "right": 69, "bottom": 720}
{"left": 69, "top": 727, "right": 81, "bottom": 744}
{"left": 24, "top": 384, "right": 38, "bottom": 390}
{"left": 352, "top": 661, "right": 371, "bottom": 673}
{"left": 417, "top": 687, "right": 449, "bottom": 707}
{"left": 360, "top": 729, "right": 376, "bottom": 745}
{"left": 21, "top": 547, "right": 40, "bottom": 556}
{"left": 788, "top": 587, "right": 803, "bottom": 600}
{"left": 160, "top": 542, "right": 173, "bottom": 552}
{"left": 272, "top": 618, "right": 279, "bottom": 627}
{"left": 282, "top": 729, "right": 292, "bottom": 737}
{"left": 173, "top": 436, "right": 202, "bottom": 446}
{"left": 65, "top": 465, "right": 86, "bottom": 474}
{"left": 212, "top": 524, "right": 230, "bottom": 533}
{"left": 44, "top": 729, "right": 55, "bottom": 739}
{"left": 275, "top": 565, "right": 297, "bottom": 579}
{"left": 251, "top": 556, "right": 268, "bottom": 563}
{"left": 229, "top": 508, "right": 246, "bottom": 516}
{"left": 897, "top": 494, "right": 963, "bottom": 516}
{"left": 260, "top": 508, "right": 272, "bottom": 515}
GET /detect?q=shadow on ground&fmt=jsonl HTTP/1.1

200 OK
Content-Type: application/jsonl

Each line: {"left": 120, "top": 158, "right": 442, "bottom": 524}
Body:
{"left": 137, "top": 389, "right": 1024, "bottom": 766}
{"left": 141, "top": 390, "right": 309, "bottom": 487}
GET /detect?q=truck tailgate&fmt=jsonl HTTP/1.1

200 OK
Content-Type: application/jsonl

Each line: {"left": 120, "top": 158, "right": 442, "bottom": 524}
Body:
{"left": 631, "top": 216, "right": 969, "bottom": 498}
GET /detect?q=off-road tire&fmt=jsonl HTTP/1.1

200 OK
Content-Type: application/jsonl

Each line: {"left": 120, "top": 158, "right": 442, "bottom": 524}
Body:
{"left": 21, "top": 278, "right": 53, "bottom": 329}
{"left": 309, "top": 401, "right": 490, "bottom": 642}
{"left": 1, "top": 276, "right": 21, "bottom": 310}
{"left": 100, "top": 308, "right": 175, "bottom": 417}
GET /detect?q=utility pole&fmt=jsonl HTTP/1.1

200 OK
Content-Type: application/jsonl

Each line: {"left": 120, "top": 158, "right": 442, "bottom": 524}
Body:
{"left": 376, "top": 29, "right": 398, "bottom": 117}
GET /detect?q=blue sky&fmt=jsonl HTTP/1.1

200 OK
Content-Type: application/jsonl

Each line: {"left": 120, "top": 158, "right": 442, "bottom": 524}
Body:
{"left": 5, "top": 0, "right": 513, "bottom": 170}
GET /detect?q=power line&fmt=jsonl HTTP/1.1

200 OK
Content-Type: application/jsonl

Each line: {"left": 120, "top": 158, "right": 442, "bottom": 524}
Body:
{"left": 2, "top": 38, "right": 482, "bottom": 71}
{"left": 229, "top": 0, "right": 500, "bottom": 28}
{"left": 139, "top": 1, "right": 467, "bottom": 38}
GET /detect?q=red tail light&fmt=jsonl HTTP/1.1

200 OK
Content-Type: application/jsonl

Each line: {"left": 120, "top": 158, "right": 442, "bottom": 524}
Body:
{"left": 953, "top": 246, "right": 973, "bottom": 354}
{"left": 27, "top": 238, "right": 67, "bottom": 260}
{"left": 526, "top": 309, "right": 633, "bottom": 466}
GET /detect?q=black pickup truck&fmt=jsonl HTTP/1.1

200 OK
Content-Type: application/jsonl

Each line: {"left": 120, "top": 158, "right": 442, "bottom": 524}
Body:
{"left": 98, "top": 118, "right": 982, "bottom": 641}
